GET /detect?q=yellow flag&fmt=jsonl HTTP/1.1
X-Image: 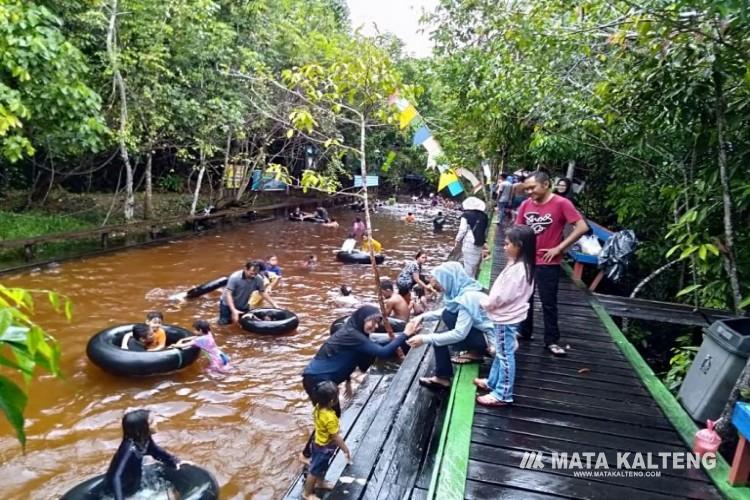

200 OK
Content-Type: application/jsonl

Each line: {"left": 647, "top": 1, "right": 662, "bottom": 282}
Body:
{"left": 438, "top": 170, "right": 459, "bottom": 191}
{"left": 399, "top": 104, "right": 418, "bottom": 129}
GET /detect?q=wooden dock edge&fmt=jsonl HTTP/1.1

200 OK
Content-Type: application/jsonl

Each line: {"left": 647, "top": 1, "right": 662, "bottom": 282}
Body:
{"left": 426, "top": 221, "right": 498, "bottom": 500}
{"left": 563, "top": 262, "right": 750, "bottom": 500}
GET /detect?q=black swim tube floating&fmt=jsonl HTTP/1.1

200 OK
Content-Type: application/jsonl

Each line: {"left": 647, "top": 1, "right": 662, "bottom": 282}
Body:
{"left": 239, "top": 308, "right": 299, "bottom": 335}
{"left": 185, "top": 276, "right": 228, "bottom": 299}
{"left": 336, "top": 251, "right": 385, "bottom": 265}
{"left": 288, "top": 214, "right": 326, "bottom": 223}
{"left": 61, "top": 463, "right": 219, "bottom": 500}
{"left": 86, "top": 324, "right": 200, "bottom": 377}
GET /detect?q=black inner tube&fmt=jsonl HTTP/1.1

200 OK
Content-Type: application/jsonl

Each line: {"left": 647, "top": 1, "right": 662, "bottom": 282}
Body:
{"left": 185, "top": 276, "right": 228, "bottom": 299}
{"left": 239, "top": 308, "right": 299, "bottom": 335}
{"left": 61, "top": 463, "right": 219, "bottom": 500}
{"left": 86, "top": 324, "right": 200, "bottom": 377}
{"left": 336, "top": 251, "right": 385, "bottom": 264}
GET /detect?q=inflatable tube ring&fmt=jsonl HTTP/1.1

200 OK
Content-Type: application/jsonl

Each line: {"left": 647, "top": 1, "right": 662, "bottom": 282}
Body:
{"left": 86, "top": 324, "right": 200, "bottom": 377}
{"left": 239, "top": 308, "right": 299, "bottom": 335}
{"left": 335, "top": 251, "right": 385, "bottom": 265}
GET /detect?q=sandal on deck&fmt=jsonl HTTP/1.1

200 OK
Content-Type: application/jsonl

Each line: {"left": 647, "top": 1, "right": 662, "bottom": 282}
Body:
{"left": 451, "top": 353, "right": 483, "bottom": 365}
{"left": 476, "top": 394, "right": 511, "bottom": 408}
{"left": 419, "top": 377, "right": 450, "bottom": 391}
{"left": 473, "top": 378, "right": 490, "bottom": 391}
{"left": 547, "top": 344, "right": 566, "bottom": 356}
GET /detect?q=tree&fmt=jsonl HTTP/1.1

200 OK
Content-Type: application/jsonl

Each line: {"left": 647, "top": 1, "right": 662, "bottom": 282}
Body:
{"left": 0, "top": 1, "right": 106, "bottom": 163}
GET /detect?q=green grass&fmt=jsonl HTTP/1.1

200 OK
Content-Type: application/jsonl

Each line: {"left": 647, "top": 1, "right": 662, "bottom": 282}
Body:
{"left": 0, "top": 211, "right": 95, "bottom": 241}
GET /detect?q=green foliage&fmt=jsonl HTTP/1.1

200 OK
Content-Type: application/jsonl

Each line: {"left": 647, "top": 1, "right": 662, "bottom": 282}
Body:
{"left": 0, "top": 211, "right": 93, "bottom": 240}
{"left": 0, "top": 285, "right": 69, "bottom": 446}
{"left": 428, "top": 0, "right": 750, "bottom": 311}
{"left": 663, "top": 335, "right": 700, "bottom": 394}
{"left": 0, "top": 1, "right": 106, "bottom": 162}
{"left": 157, "top": 171, "right": 183, "bottom": 193}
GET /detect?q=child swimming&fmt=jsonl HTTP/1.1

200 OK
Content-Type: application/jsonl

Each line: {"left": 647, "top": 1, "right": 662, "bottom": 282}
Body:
{"left": 102, "top": 409, "right": 181, "bottom": 499}
{"left": 173, "top": 320, "right": 230, "bottom": 372}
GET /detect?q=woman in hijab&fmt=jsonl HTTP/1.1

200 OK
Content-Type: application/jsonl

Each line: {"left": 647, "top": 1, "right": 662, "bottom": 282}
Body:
{"left": 406, "top": 262, "right": 494, "bottom": 390}
{"left": 300, "top": 305, "right": 414, "bottom": 459}
{"left": 454, "top": 197, "right": 489, "bottom": 278}
{"left": 555, "top": 177, "right": 575, "bottom": 202}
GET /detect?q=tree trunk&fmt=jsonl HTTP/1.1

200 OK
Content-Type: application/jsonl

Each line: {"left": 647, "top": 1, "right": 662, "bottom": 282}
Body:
{"left": 144, "top": 151, "right": 153, "bottom": 219}
{"left": 106, "top": 0, "right": 134, "bottom": 222}
{"left": 218, "top": 130, "right": 231, "bottom": 202}
{"left": 190, "top": 150, "right": 206, "bottom": 216}
{"left": 715, "top": 357, "right": 750, "bottom": 447}
{"left": 566, "top": 159, "right": 576, "bottom": 181}
{"left": 712, "top": 61, "right": 742, "bottom": 312}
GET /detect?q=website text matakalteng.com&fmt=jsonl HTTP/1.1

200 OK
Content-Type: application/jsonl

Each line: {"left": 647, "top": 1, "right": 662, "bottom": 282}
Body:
{"left": 573, "top": 470, "right": 662, "bottom": 479}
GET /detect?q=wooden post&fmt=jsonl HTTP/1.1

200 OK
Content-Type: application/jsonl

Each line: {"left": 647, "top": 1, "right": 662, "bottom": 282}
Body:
{"left": 729, "top": 436, "right": 750, "bottom": 485}
{"left": 573, "top": 261, "right": 584, "bottom": 281}
{"left": 589, "top": 270, "right": 606, "bottom": 292}
{"left": 23, "top": 243, "right": 34, "bottom": 261}
{"left": 101, "top": 232, "right": 109, "bottom": 248}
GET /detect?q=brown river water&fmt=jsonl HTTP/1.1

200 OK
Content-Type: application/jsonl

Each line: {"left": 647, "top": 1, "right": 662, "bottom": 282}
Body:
{"left": 0, "top": 207, "right": 456, "bottom": 499}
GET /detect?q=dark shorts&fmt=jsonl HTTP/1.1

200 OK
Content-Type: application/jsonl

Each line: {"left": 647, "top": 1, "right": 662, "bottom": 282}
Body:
{"left": 218, "top": 303, "right": 249, "bottom": 325}
{"left": 309, "top": 442, "right": 337, "bottom": 478}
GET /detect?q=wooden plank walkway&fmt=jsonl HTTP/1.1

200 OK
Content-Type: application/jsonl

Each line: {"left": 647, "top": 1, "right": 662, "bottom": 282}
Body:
{"left": 594, "top": 293, "right": 739, "bottom": 327}
{"left": 429, "top": 223, "right": 725, "bottom": 500}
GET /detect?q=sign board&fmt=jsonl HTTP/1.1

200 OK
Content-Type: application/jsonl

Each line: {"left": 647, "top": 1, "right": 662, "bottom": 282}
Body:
{"left": 251, "top": 170, "right": 287, "bottom": 191}
{"left": 353, "top": 175, "right": 379, "bottom": 187}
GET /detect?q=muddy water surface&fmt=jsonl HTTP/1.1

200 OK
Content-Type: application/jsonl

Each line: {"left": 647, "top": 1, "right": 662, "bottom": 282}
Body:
{"left": 0, "top": 208, "right": 456, "bottom": 499}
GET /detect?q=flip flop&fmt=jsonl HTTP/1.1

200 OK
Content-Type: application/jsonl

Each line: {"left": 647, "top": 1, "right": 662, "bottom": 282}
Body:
{"left": 473, "top": 378, "right": 490, "bottom": 391}
{"left": 476, "top": 394, "right": 511, "bottom": 408}
{"left": 451, "top": 354, "right": 483, "bottom": 365}
{"left": 548, "top": 344, "right": 566, "bottom": 356}
{"left": 419, "top": 377, "right": 450, "bottom": 391}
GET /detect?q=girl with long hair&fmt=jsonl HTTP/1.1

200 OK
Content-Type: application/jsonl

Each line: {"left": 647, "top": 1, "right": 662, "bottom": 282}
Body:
{"left": 475, "top": 225, "right": 536, "bottom": 407}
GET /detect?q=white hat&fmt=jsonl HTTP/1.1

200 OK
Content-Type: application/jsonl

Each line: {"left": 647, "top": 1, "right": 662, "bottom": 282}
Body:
{"left": 462, "top": 197, "right": 486, "bottom": 211}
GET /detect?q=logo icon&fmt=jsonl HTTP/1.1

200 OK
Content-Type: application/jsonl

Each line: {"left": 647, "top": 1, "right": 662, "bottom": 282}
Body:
{"left": 520, "top": 451, "right": 545, "bottom": 469}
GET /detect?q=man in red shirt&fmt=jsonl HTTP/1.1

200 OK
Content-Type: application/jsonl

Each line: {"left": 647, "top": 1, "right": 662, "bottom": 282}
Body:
{"left": 516, "top": 171, "right": 589, "bottom": 356}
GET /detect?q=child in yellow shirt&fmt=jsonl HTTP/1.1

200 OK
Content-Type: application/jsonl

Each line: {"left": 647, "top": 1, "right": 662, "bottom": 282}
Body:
{"left": 360, "top": 236, "right": 382, "bottom": 254}
{"left": 304, "top": 381, "right": 351, "bottom": 499}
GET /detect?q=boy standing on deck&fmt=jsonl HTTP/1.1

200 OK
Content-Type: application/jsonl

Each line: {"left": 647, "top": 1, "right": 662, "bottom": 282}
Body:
{"left": 516, "top": 170, "right": 588, "bottom": 356}
{"left": 304, "top": 381, "right": 351, "bottom": 500}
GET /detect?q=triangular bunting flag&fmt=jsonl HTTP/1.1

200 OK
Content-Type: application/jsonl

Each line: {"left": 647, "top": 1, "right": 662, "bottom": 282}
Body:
{"left": 393, "top": 97, "right": 410, "bottom": 112}
{"left": 448, "top": 181, "right": 464, "bottom": 196}
{"left": 422, "top": 136, "right": 442, "bottom": 156}
{"left": 412, "top": 125, "right": 431, "bottom": 147}
{"left": 438, "top": 170, "right": 459, "bottom": 191}
{"left": 399, "top": 104, "right": 418, "bottom": 129}
{"left": 456, "top": 167, "right": 482, "bottom": 192}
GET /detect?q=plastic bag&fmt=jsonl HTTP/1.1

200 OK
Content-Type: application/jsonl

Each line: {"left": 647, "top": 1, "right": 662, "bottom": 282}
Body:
{"left": 597, "top": 229, "right": 637, "bottom": 282}
{"left": 579, "top": 235, "right": 602, "bottom": 256}
{"left": 693, "top": 419, "right": 721, "bottom": 455}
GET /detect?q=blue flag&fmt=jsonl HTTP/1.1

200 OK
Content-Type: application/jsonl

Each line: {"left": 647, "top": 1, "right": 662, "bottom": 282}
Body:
{"left": 412, "top": 125, "right": 432, "bottom": 147}
{"left": 448, "top": 181, "right": 464, "bottom": 196}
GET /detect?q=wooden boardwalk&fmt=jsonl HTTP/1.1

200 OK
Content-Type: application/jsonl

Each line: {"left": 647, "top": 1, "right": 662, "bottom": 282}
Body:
{"left": 283, "top": 222, "right": 744, "bottom": 500}
{"left": 430, "top": 224, "right": 725, "bottom": 499}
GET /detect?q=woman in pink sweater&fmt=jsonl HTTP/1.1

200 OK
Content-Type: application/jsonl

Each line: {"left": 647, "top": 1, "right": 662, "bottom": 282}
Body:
{"left": 476, "top": 225, "right": 536, "bottom": 407}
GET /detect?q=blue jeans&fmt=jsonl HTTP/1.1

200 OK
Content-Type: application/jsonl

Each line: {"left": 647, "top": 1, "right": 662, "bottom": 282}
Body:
{"left": 218, "top": 302, "right": 248, "bottom": 325}
{"left": 433, "top": 309, "right": 488, "bottom": 379}
{"left": 487, "top": 323, "right": 519, "bottom": 402}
